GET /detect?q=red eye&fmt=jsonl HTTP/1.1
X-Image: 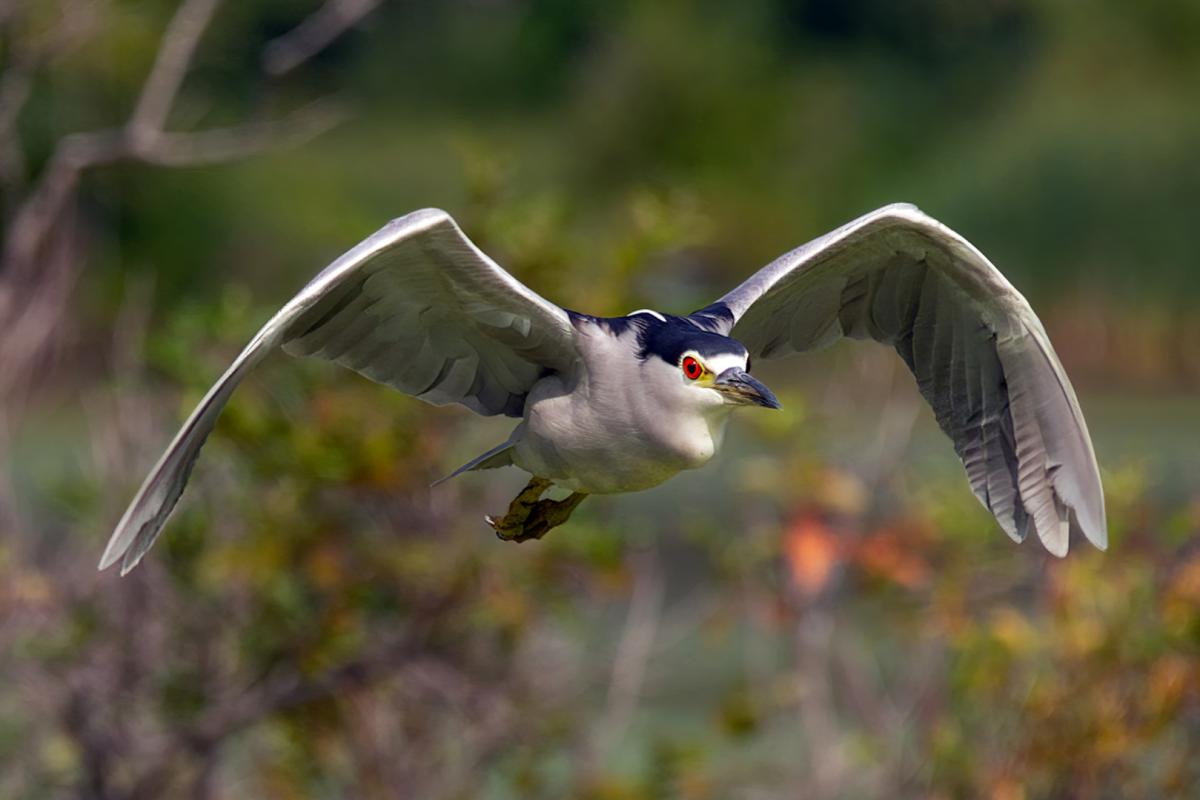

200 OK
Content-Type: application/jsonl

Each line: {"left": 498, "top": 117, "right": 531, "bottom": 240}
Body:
{"left": 682, "top": 356, "right": 703, "bottom": 380}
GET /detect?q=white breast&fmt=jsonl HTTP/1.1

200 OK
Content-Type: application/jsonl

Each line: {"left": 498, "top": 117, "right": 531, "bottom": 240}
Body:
{"left": 511, "top": 321, "right": 728, "bottom": 494}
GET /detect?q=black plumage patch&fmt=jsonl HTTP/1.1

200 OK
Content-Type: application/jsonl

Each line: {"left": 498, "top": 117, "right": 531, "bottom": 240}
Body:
{"left": 636, "top": 317, "right": 747, "bottom": 365}
{"left": 568, "top": 309, "right": 748, "bottom": 366}
{"left": 566, "top": 310, "right": 642, "bottom": 337}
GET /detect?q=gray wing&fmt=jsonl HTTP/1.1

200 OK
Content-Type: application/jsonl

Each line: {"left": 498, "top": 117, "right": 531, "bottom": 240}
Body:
{"left": 698, "top": 203, "right": 1105, "bottom": 555}
{"left": 100, "top": 208, "right": 578, "bottom": 574}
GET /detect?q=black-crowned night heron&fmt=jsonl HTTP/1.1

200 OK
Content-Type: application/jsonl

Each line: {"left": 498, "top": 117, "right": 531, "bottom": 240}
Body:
{"left": 99, "top": 204, "right": 1106, "bottom": 575}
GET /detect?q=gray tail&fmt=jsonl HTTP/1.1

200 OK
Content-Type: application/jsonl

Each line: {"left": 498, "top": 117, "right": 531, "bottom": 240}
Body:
{"left": 432, "top": 428, "right": 521, "bottom": 487}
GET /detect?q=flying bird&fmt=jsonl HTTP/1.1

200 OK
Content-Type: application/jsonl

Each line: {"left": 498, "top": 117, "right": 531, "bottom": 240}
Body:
{"left": 99, "top": 204, "right": 1106, "bottom": 575}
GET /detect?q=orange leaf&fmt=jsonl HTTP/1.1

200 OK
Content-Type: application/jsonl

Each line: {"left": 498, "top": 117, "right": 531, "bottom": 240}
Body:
{"left": 784, "top": 514, "right": 841, "bottom": 594}
{"left": 852, "top": 529, "right": 929, "bottom": 589}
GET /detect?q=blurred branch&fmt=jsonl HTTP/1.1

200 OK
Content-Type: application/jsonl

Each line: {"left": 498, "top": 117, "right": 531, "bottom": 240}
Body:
{"left": 63, "top": 685, "right": 116, "bottom": 800}
{"left": 126, "top": 635, "right": 449, "bottom": 800}
{"left": 0, "top": 0, "right": 356, "bottom": 408}
{"left": 793, "top": 609, "right": 849, "bottom": 799}
{"left": 197, "top": 638, "right": 417, "bottom": 746}
{"left": 262, "top": 0, "right": 380, "bottom": 77}
{"left": 127, "top": 0, "right": 220, "bottom": 145}
{"left": 136, "top": 100, "right": 346, "bottom": 166}
{"left": 2, "top": 103, "right": 342, "bottom": 282}
{"left": 2, "top": 0, "right": 217, "bottom": 277}
{"left": 0, "top": 64, "right": 32, "bottom": 192}
{"left": 0, "top": 0, "right": 104, "bottom": 201}
{"left": 589, "top": 548, "right": 664, "bottom": 764}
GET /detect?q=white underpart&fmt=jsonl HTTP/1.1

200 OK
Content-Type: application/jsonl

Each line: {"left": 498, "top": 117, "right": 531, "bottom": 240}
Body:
{"left": 513, "top": 319, "right": 744, "bottom": 494}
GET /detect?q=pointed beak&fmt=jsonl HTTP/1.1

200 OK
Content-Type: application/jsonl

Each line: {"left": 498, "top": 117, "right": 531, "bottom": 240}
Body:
{"left": 714, "top": 367, "right": 781, "bottom": 409}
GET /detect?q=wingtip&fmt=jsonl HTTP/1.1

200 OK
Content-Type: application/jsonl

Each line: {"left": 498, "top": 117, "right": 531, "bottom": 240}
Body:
{"left": 1068, "top": 499, "right": 1108, "bottom": 552}
{"left": 98, "top": 510, "right": 141, "bottom": 573}
{"left": 97, "top": 546, "right": 140, "bottom": 576}
{"left": 1084, "top": 521, "right": 1109, "bottom": 552}
{"left": 96, "top": 538, "right": 125, "bottom": 573}
{"left": 118, "top": 553, "right": 142, "bottom": 577}
{"left": 1037, "top": 514, "right": 1110, "bottom": 557}
{"left": 1045, "top": 541, "right": 1069, "bottom": 558}
{"left": 1036, "top": 517, "right": 1071, "bottom": 558}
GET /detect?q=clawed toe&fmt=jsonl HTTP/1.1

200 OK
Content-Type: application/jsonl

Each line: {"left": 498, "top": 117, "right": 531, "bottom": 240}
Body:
{"left": 487, "top": 477, "right": 587, "bottom": 543}
{"left": 487, "top": 513, "right": 522, "bottom": 541}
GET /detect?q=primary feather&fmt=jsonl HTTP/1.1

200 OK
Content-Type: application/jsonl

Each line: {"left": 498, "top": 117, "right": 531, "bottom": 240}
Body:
{"left": 99, "top": 209, "right": 579, "bottom": 575}
{"left": 695, "top": 203, "right": 1105, "bottom": 554}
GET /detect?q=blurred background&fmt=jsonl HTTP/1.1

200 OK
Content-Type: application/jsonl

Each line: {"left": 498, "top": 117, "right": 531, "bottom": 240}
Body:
{"left": 2, "top": 0, "right": 1199, "bottom": 797}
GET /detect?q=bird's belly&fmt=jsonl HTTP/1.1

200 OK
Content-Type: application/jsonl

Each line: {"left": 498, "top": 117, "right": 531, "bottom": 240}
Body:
{"left": 514, "top": 433, "right": 698, "bottom": 494}
{"left": 513, "top": 387, "right": 716, "bottom": 495}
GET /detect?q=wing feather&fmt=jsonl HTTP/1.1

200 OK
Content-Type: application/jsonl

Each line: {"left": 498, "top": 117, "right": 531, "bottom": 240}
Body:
{"left": 698, "top": 204, "right": 1105, "bottom": 554}
{"left": 101, "top": 209, "right": 576, "bottom": 574}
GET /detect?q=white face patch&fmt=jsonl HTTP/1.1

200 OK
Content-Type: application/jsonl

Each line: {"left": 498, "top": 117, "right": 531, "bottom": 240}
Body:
{"left": 680, "top": 350, "right": 746, "bottom": 379}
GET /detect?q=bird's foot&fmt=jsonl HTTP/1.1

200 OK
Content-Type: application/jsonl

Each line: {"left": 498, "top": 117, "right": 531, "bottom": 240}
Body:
{"left": 506, "top": 493, "right": 588, "bottom": 542}
{"left": 487, "top": 476, "right": 587, "bottom": 543}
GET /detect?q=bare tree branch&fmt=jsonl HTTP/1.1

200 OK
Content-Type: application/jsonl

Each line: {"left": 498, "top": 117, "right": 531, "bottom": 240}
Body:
{"left": 0, "top": 176, "right": 83, "bottom": 405}
{"left": 128, "top": 0, "right": 221, "bottom": 145}
{"left": 62, "top": 685, "right": 115, "bottom": 800}
{"left": 0, "top": 71, "right": 31, "bottom": 201}
{"left": 2, "top": 0, "right": 225, "bottom": 320}
{"left": 136, "top": 99, "right": 345, "bottom": 167}
{"left": 0, "top": 0, "right": 363, "bottom": 411}
{"left": 0, "top": 0, "right": 106, "bottom": 201}
{"left": 0, "top": 66, "right": 33, "bottom": 149}
{"left": 200, "top": 638, "right": 419, "bottom": 745}
{"left": 590, "top": 548, "right": 664, "bottom": 763}
{"left": 124, "top": 635, "right": 423, "bottom": 800}
{"left": 0, "top": 0, "right": 353, "bottom": 283}
{"left": 262, "top": 0, "right": 380, "bottom": 77}
{"left": 2, "top": 129, "right": 123, "bottom": 279}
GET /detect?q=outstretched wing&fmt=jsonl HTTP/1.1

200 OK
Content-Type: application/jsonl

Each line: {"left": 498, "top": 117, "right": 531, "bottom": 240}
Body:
{"left": 100, "top": 208, "right": 578, "bottom": 574}
{"left": 695, "top": 203, "right": 1105, "bottom": 555}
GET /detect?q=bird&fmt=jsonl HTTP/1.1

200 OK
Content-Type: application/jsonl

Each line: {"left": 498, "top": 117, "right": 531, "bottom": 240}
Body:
{"left": 99, "top": 203, "right": 1106, "bottom": 575}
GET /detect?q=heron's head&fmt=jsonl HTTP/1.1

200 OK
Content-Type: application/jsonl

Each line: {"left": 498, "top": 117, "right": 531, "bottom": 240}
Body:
{"left": 633, "top": 315, "right": 780, "bottom": 416}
